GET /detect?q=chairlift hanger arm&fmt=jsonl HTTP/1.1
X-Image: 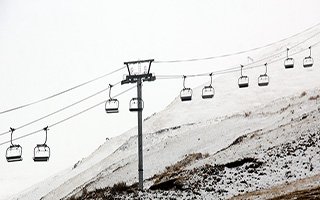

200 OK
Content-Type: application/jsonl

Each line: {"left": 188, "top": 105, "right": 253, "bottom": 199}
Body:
{"left": 148, "top": 61, "right": 153, "bottom": 74}
{"left": 264, "top": 63, "right": 268, "bottom": 74}
{"left": 108, "top": 84, "right": 113, "bottom": 99}
{"left": 309, "top": 46, "right": 312, "bottom": 57}
{"left": 9, "top": 127, "right": 15, "bottom": 146}
{"left": 240, "top": 65, "right": 244, "bottom": 77}
{"left": 43, "top": 126, "right": 48, "bottom": 145}
{"left": 183, "top": 75, "right": 187, "bottom": 89}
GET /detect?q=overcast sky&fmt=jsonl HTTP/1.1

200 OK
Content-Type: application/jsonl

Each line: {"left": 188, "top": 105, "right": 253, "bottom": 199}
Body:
{"left": 1, "top": 0, "right": 320, "bottom": 198}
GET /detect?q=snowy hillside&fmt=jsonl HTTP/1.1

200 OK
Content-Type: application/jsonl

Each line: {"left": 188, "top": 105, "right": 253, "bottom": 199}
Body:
{"left": 10, "top": 29, "right": 320, "bottom": 199}
{"left": 72, "top": 87, "right": 320, "bottom": 200}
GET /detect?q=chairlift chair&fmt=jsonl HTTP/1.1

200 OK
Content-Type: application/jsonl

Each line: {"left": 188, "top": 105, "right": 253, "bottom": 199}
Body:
{"left": 202, "top": 86, "right": 215, "bottom": 99}
{"left": 6, "top": 144, "right": 23, "bottom": 162}
{"left": 238, "top": 65, "right": 249, "bottom": 88}
{"left": 129, "top": 98, "right": 144, "bottom": 112}
{"left": 180, "top": 88, "right": 193, "bottom": 101}
{"left": 105, "top": 84, "right": 119, "bottom": 113}
{"left": 258, "top": 74, "right": 269, "bottom": 86}
{"left": 303, "top": 46, "right": 313, "bottom": 68}
{"left": 238, "top": 76, "right": 249, "bottom": 88}
{"left": 33, "top": 144, "right": 50, "bottom": 162}
{"left": 202, "top": 73, "right": 215, "bottom": 99}
{"left": 33, "top": 126, "right": 50, "bottom": 162}
{"left": 258, "top": 63, "right": 269, "bottom": 87}
{"left": 105, "top": 99, "right": 119, "bottom": 113}
{"left": 284, "top": 48, "right": 294, "bottom": 69}
{"left": 6, "top": 128, "right": 23, "bottom": 162}
{"left": 303, "top": 57, "right": 314, "bottom": 68}
{"left": 180, "top": 76, "right": 193, "bottom": 101}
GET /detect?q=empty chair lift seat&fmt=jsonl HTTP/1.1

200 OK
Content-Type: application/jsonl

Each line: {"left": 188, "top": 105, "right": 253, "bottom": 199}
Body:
{"left": 33, "top": 144, "right": 50, "bottom": 162}
{"left": 180, "top": 88, "right": 193, "bottom": 101}
{"left": 303, "top": 56, "right": 313, "bottom": 68}
{"left": 6, "top": 145, "right": 23, "bottom": 162}
{"left": 284, "top": 58, "right": 294, "bottom": 69}
{"left": 202, "top": 85, "right": 215, "bottom": 99}
{"left": 6, "top": 128, "right": 23, "bottom": 162}
{"left": 129, "top": 98, "right": 144, "bottom": 112}
{"left": 238, "top": 76, "right": 249, "bottom": 88}
{"left": 105, "top": 99, "right": 119, "bottom": 113}
{"left": 258, "top": 74, "right": 269, "bottom": 86}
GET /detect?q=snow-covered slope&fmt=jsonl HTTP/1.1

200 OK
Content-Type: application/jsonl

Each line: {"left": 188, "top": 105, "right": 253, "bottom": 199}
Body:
{"left": 10, "top": 28, "right": 320, "bottom": 200}
{"left": 97, "top": 87, "right": 320, "bottom": 200}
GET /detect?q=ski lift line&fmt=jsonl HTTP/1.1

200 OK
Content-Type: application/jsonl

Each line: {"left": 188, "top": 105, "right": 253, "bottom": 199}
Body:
{"left": 156, "top": 26, "right": 320, "bottom": 65}
{"left": 156, "top": 32, "right": 320, "bottom": 80}
{"left": 1, "top": 42, "right": 319, "bottom": 147}
{"left": 156, "top": 29, "right": 320, "bottom": 73}
{"left": 1, "top": 34, "right": 320, "bottom": 146}
{"left": 156, "top": 51, "right": 307, "bottom": 80}
{"left": 0, "top": 85, "right": 136, "bottom": 147}
{"left": 231, "top": 29, "right": 319, "bottom": 70}
{"left": 156, "top": 40, "right": 320, "bottom": 80}
{"left": 154, "top": 22, "right": 320, "bottom": 64}
{"left": 248, "top": 30, "right": 320, "bottom": 69}
{"left": 0, "top": 81, "right": 122, "bottom": 137}
{"left": 0, "top": 66, "right": 126, "bottom": 115}
{"left": 220, "top": 40, "right": 320, "bottom": 72}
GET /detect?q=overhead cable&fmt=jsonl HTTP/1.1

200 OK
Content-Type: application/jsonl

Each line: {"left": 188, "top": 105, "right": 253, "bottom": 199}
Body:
{"left": 0, "top": 85, "right": 136, "bottom": 146}
{"left": 0, "top": 66, "right": 125, "bottom": 115}
{"left": 0, "top": 81, "right": 121, "bottom": 137}
{"left": 154, "top": 22, "right": 320, "bottom": 63}
{"left": 156, "top": 40, "right": 320, "bottom": 79}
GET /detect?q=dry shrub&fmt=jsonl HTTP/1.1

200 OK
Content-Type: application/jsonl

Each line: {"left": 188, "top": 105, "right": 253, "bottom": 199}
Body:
{"left": 110, "top": 182, "right": 128, "bottom": 194}
{"left": 281, "top": 104, "right": 291, "bottom": 112}
{"left": 309, "top": 95, "right": 320, "bottom": 100}
{"left": 152, "top": 153, "right": 209, "bottom": 184}
{"left": 300, "top": 91, "right": 307, "bottom": 97}
{"left": 244, "top": 111, "right": 252, "bottom": 117}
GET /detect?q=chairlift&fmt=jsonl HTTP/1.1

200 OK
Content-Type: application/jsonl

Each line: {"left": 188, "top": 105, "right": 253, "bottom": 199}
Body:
{"left": 303, "top": 46, "right": 313, "bottom": 68}
{"left": 202, "top": 73, "right": 215, "bottom": 99}
{"left": 129, "top": 98, "right": 144, "bottom": 112}
{"left": 105, "top": 84, "right": 119, "bottom": 113}
{"left": 6, "top": 128, "right": 23, "bottom": 162}
{"left": 180, "top": 76, "right": 192, "bottom": 101}
{"left": 284, "top": 48, "right": 294, "bottom": 69}
{"left": 33, "top": 126, "right": 50, "bottom": 162}
{"left": 258, "top": 63, "right": 269, "bottom": 87}
{"left": 238, "top": 65, "right": 249, "bottom": 88}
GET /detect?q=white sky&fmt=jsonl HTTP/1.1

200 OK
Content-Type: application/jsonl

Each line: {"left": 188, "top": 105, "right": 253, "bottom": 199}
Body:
{"left": 1, "top": 0, "right": 320, "bottom": 198}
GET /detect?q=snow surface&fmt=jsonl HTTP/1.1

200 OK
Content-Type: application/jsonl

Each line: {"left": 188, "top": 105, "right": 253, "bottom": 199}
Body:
{"left": 9, "top": 27, "right": 320, "bottom": 200}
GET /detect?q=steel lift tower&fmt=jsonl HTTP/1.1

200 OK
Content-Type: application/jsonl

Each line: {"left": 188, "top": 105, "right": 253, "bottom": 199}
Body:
{"left": 121, "top": 59, "right": 155, "bottom": 190}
